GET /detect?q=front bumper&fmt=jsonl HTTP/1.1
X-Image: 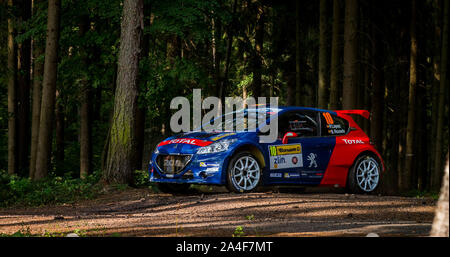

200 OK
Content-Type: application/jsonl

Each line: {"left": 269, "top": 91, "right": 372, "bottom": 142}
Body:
{"left": 149, "top": 151, "right": 230, "bottom": 185}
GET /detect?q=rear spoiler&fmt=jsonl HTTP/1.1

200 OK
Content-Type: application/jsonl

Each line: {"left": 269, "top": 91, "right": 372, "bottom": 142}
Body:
{"left": 334, "top": 110, "right": 370, "bottom": 119}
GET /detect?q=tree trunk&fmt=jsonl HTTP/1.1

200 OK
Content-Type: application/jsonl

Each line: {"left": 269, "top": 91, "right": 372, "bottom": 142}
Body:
{"left": 402, "top": 0, "right": 417, "bottom": 191}
{"left": 295, "top": 0, "right": 302, "bottom": 106}
{"left": 16, "top": 0, "right": 32, "bottom": 175}
{"left": 7, "top": 0, "right": 17, "bottom": 175}
{"left": 430, "top": 154, "right": 449, "bottom": 237}
{"left": 79, "top": 18, "right": 91, "bottom": 179}
{"left": 370, "top": 22, "right": 384, "bottom": 152}
{"left": 318, "top": 0, "right": 328, "bottom": 108}
{"left": 252, "top": 4, "right": 264, "bottom": 97}
{"left": 29, "top": 40, "right": 43, "bottom": 179}
{"left": 55, "top": 90, "right": 64, "bottom": 172}
{"left": 102, "top": 0, "right": 143, "bottom": 185}
{"left": 80, "top": 84, "right": 92, "bottom": 179}
{"left": 29, "top": 0, "right": 45, "bottom": 179}
{"left": 342, "top": 0, "right": 358, "bottom": 110}
{"left": 433, "top": 0, "right": 449, "bottom": 190}
{"left": 34, "top": 0, "right": 61, "bottom": 181}
{"left": 219, "top": 0, "right": 237, "bottom": 102}
{"left": 429, "top": 0, "right": 442, "bottom": 189}
{"left": 329, "top": 0, "right": 341, "bottom": 110}
{"left": 212, "top": 14, "right": 222, "bottom": 97}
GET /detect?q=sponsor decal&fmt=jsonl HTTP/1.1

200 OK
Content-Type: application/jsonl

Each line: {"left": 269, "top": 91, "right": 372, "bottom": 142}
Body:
{"left": 270, "top": 173, "right": 282, "bottom": 178}
{"left": 327, "top": 124, "right": 345, "bottom": 134}
{"left": 306, "top": 153, "right": 318, "bottom": 168}
{"left": 206, "top": 167, "right": 219, "bottom": 172}
{"left": 323, "top": 112, "right": 334, "bottom": 125}
{"left": 268, "top": 144, "right": 303, "bottom": 170}
{"left": 211, "top": 132, "right": 236, "bottom": 141}
{"left": 157, "top": 138, "right": 212, "bottom": 147}
{"left": 276, "top": 145, "right": 302, "bottom": 155}
{"left": 342, "top": 139, "right": 364, "bottom": 144}
{"left": 200, "top": 162, "right": 219, "bottom": 170}
{"left": 283, "top": 172, "right": 300, "bottom": 178}
{"left": 301, "top": 170, "right": 324, "bottom": 178}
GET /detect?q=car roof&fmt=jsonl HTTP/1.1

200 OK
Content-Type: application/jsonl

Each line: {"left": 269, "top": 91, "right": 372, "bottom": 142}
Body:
{"left": 246, "top": 105, "right": 335, "bottom": 114}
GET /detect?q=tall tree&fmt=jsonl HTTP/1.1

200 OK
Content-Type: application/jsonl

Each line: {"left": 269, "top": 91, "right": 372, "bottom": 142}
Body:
{"left": 370, "top": 9, "right": 384, "bottom": 153}
{"left": 29, "top": 40, "right": 43, "bottom": 179}
{"left": 295, "top": 0, "right": 302, "bottom": 106}
{"left": 433, "top": 0, "right": 449, "bottom": 190}
{"left": 342, "top": 0, "right": 359, "bottom": 110}
{"left": 212, "top": 11, "right": 222, "bottom": 97}
{"left": 329, "top": 0, "right": 341, "bottom": 110}
{"left": 102, "top": 0, "right": 144, "bottom": 184}
{"left": 79, "top": 17, "right": 91, "bottom": 179}
{"left": 16, "top": 0, "right": 32, "bottom": 175}
{"left": 219, "top": 0, "right": 237, "bottom": 102}
{"left": 29, "top": 0, "right": 44, "bottom": 179}
{"left": 318, "top": 0, "right": 328, "bottom": 108}
{"left": 429, "top": 0, "right": 442, "bottom": 187}
{"left": 54, "top": 89, "right": 64, "bottom": 172}
{"left": 402, "top": 0, "right": 418, "bottom": 191}
{"left": 34, "top": 0, "right": 61, "bottom": 180}
{"left": 252, "top": 3, "right": 264, "bottom": 97}
{"left": 7, "top": 0, "right": 17, "bottom": 175}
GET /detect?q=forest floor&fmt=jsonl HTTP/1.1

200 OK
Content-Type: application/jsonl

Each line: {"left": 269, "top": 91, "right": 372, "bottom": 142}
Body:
{"left": 0, "top": 186, "right": 437, "bottom": 237}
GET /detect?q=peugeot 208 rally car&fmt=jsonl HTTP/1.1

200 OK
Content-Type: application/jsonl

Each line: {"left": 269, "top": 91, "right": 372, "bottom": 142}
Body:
{"left": 148, "top": 106, "right": 385, "bottom": 194}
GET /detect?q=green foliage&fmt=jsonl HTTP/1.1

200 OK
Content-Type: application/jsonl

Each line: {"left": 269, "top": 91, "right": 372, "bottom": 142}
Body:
{"left": 232, "top": 226, "right": 244, "bottom": 237}
{"left": 0, "top": 228, "right": 87, "bottom": 237}
{"left": 402, "top": 190, "right": 440, "bottom": 200}
{"left": 245, "top": 214, "right": 255, "bottom": 221}
{"left": 0, "top": 170, "right": 102, "bottom": 207}
{"left": 133, "top": 169, "right": 151, "bottom": 188}
{"left": 0, "top": 227, "right": 33, "bottom": 237}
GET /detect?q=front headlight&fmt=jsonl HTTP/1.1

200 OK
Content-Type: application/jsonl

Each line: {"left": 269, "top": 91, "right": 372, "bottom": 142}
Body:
{"left": 197, "top": 139, "right": 237, "bottom": 154}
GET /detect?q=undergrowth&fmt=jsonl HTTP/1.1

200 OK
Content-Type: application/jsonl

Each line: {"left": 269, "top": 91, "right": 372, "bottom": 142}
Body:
{"left": 0, "top": 170, "right": 102, "bottom": 207}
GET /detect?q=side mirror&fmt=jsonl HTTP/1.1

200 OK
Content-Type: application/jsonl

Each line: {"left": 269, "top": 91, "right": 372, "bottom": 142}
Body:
{"left": 282, "top": 132, "right": 298, "bottom": 144}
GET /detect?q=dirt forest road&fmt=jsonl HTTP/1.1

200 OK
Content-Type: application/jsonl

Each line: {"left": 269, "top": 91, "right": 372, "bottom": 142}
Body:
{"left": 0, "top": 187, "right": 437, "bottom": 237}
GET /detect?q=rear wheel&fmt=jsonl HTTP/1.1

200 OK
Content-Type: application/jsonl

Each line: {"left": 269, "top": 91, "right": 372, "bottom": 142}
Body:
{"left": 226, "top": 152, "right": 262, "bottom": 193}
{"left": 156, "top": 183, "right": 191, "bottom": 194}
{"left": 347, "top": 155, "right": 381, "bottom": 194}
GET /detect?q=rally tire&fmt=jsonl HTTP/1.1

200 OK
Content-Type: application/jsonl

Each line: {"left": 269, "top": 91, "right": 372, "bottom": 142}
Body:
{"left": 347, "top": 154, "right": 381, "bottom": 194}
{"left": 156, "top": 183, "right": 191, "bottom": 194}
{"left": 226, "top": 151, "right": 263, "bottom": 193}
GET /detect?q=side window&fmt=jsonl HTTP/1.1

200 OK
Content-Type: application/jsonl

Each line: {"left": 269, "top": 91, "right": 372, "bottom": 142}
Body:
{"left": 278, "top": 111, "right": 319, "bottom": 138}
{"left": 320, "top": 112, "right": 349, "bottom": 136}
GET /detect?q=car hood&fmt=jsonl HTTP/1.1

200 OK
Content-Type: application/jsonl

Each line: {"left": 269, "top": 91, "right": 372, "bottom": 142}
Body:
{"left": 155, "top": 131, "right": 244, "bottom": 155}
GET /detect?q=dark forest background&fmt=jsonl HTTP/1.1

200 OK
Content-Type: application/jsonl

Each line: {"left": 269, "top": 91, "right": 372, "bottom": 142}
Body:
{"left": 0, "top": 0, "right": 448, "bottom": 200}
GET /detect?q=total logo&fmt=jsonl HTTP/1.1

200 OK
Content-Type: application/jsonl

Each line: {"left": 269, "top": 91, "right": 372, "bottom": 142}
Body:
{"left": 342, "top": 139, "right": 364, "bottom": 145}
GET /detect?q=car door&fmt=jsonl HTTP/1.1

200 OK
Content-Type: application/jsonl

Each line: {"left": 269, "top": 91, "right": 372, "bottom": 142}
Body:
{"left": 261, "top": 110, "right": 330, "bottom": 184}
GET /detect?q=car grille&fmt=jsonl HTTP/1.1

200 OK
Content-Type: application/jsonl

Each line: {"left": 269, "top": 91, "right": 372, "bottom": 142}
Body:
{"left": 155, "top": 154, "right": 192, "bottom": 175}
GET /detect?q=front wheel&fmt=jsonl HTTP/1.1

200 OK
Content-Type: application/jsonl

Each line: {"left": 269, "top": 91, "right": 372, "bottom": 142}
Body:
{"left": 226, "top": 152, "right": 262, "bottom": 193}
{"left": 347, "top": 155, "right": 381, "bottom": 194}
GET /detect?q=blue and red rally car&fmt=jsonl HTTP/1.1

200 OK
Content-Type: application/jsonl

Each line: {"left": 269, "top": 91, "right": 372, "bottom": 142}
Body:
{"left": 149, "top": 106, "right": 385, "bottom": 194}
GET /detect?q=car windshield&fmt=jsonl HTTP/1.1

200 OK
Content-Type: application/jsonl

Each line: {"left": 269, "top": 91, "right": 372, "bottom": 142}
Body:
{"left": 202, "top": 108, "right": 279, "bottom": 132}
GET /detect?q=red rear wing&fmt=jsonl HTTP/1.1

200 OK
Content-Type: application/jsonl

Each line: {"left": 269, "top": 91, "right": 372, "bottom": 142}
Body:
{"left": 334, "top": 110, "right": 370, "bottom": 119}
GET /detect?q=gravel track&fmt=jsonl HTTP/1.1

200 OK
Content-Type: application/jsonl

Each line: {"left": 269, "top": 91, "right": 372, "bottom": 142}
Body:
{"left": 0, "top": 187, "right": 437, "bottom": 237}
